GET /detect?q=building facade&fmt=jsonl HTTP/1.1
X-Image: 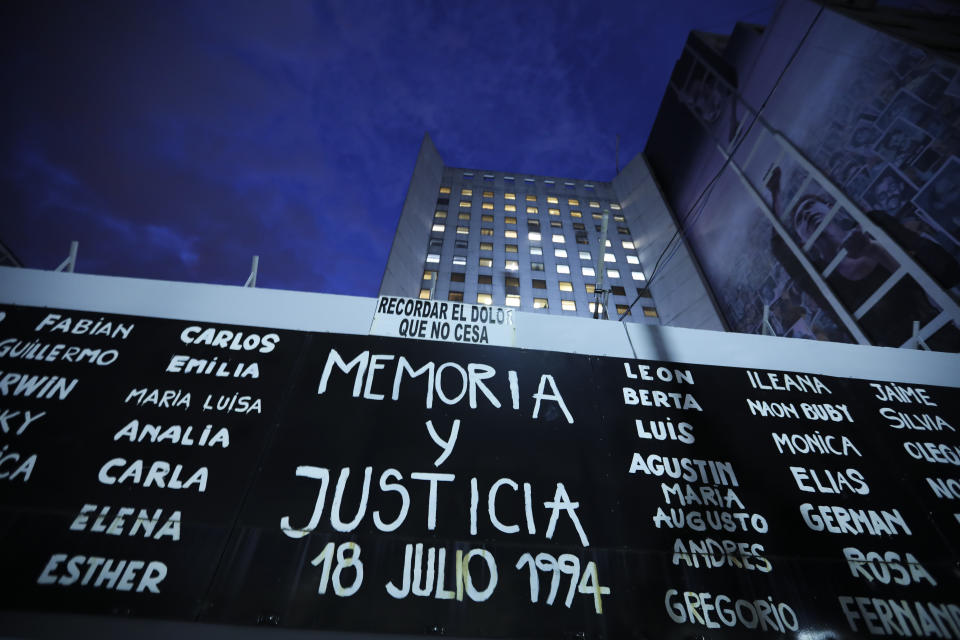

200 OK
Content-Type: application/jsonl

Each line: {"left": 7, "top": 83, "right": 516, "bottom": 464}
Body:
{"left": 379, "top": 135, "right": 725, "bottom": 330}
{"left": 380, "top": 0, "right": 960, "bottom": 351}
{"left": 645, "top": 0, "right": 960, "bottom": 350}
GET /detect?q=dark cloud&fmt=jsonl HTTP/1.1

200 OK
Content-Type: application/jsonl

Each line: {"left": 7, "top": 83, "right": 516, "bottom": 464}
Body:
{"left": 0, "top": 0, "right": 774, "bottom": 296}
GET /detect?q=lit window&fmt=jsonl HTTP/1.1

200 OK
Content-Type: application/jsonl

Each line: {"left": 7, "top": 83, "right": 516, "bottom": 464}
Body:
{"left": 622, "top": 240, "right": 635, "bottom": 249}
{"left": 482, "top": 214, "right": 494, "bottom": 222}
{"left": 434, "top": 210, "right": 447, "bottom": 219}
{"left": 419, "top": 288, "right": 431, "bottom": 300}
{"left": 617, "top": 227, "right": 630, "bottom": 235}
{"left": 547, "top": 196, "right": 559, "bottom": 204}
{"left": 582, "top": 266, "right": 595, "bottom": 276}
{"left": 557, "top": 264, "right": 570, "bottom": 274}
{"left": 524, "top": 178, "right": 535, "bottom": 183}
{"left": 548, "top": 208, "right": 560, "bottom": 216}
{"left": 585, "top": 283, "right": 596, "bottom": 294}
{"left": 564, "top": 182, "right": 575, "bottom": 189}
{"left": 439, "top": 186, "right": 451, "bottom": 195}
{"left": 626, "top": 255, "right": 640, "bottom": 264}
{"left": 482, "top": 202, "right": 494, "bottom": 210}
{"left": 527, "top": 206, "right": 538, "bottom": 214}
{"left": 604, "top": 253, "right": 616, "bottom": 262}
{"left": 477, "top": 293, "right": 493, "bottom": 305}
{"left": 611, "top": 285, "right": 626, "bottom": 296}
{"left": 449, "top": 291, "right": 464, "bottom": 301}
{"left": 432, "top": 224, "right": 445, "bottom": 232}
{"left": 505, "top": 260, "right": 519, "bottom": 271}
{"left": 506, "top": 244, "right": 518, "bottom": 253}
{"left": 608, "top": 269, "right": 620, "bottom": 278}
{"left": 613, "top": 215, "right": 625, "bottom": 222}
{"left": 555, "top": 248, "right": 567, "bottom": 258}
{"left": 568, "top": 198, "right": 580, "bottom": 206}
{"left": 605, "top": 240, "right": 612, "bottom": 247}
{"left": 459, "top": 201, "right": 471, "bottom": 208}
{"left": 459, "top": 212, "right": 470, "bottom": 220}
{"left": 457, "top": 226, "right": 469, "bottom": 235}
{"left": 616, "top": 304, "right": 630, "bottom": 316}
{"left": 505, "top": 204, "right": 517, "bottom": 212}
{"left": 463, "top": 172, "right": 474, "bottom": 179}
{"left": 481, "top": 228, "right": 493, "bottom": 236}
{"left": 478, "top": 274, "right": 492, "bottom": 284}
{"left": 479, "top": 257, "right": 493, "bottom": 267}
{"left": 533, "top": 298, "right": 548, "bottom": 309}
{"left": 579, "top": 250, "right": 591, "bottom": 260}
{"left": 552, "top": 234, "right": 565, "bottom": 243}
{"left": 505, "top": 217, "right": 517, "bottom": 225}
{"left": 530, "top": 246, "right": 543, "bottom": 256}
{"left": 423, "top": 270, "right": 436, "bottom": 280}
{"left": 451, "top": 272, "right": 465, "bottom": 283}
{"left": 570, "top": 211, "right": 582, "bottom": 218}
{"left": 528, "top": 232, "right": 542, "bottom": 241}
{"left": 631, "top": 271, "right": 645, "bottom": 281}
{"left": 531, "top": 262, "right": 544, "bottom": 271}
{"left": 585, "top": 184, "right": 595, "bottom": 190}
{"left": 558, "top": 281, "right": 573, "bottom": 292}
{"left": 533, "top": 279, "right": 547, "bottom": 289}
{"left": 588, "top": 302, "right": 604, "bottom": 314}
{"left": 561, "top": 300, "right": 576, "bottom": 311}
{"left": 505, "top": 276, "right": 520, "bottom": 288}
{"left": 526, "top": 194, "right": 537, "bottom": 202}
{"left": 484, "top": 174, "right": 494, "bottom": 181}
{"left": 544, "top": 179, "right": 555, "bottom": 185}
{"left": 505, "top": 230, "right": 518, "bottom": 239}
{"left": 643, "top": 307, "right": 658, "bottom": 318}
{"left": 483, "top": 191, "right": 494, "bottom": 198}
{"left": 589, "top": 201, "right": 599, "bottom": 208}
{"left": 611, "top": 203, "right": 622, "bottom": 210}
{"left": 505, "top": 294, "right": 521, "bottom": 307}
{"left": 505, "top": 192, "right": 516, "bottom": 200}
{"left": 453, "top": 256, "right": 467, "bottom": 266}
{"left": 461, "top": 188, "right": 473, "bottom": 196}
{"left": 480, "top": 242, "right": 493, "bottom": 251}
{"left": 592, "top": 213, "right": 603, "bottom": 220}
{"left": 427, "top": 253, "right": 440, "bottom": 263}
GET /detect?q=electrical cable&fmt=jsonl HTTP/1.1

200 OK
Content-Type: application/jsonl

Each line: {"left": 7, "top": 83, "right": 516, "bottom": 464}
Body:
{"left": 618, "top": 3, "right": 826, "bottom": 322}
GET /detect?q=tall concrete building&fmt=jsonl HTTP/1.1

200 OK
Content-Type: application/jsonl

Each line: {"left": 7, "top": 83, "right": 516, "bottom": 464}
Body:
{"left": 645, "top": 0, "right": 960, "bottom": 350}
{"left": 378, "top": 134, "right": 726, "bottom": 330}
{"left": 381, "top": 0, "right": 960, "bottom": 352}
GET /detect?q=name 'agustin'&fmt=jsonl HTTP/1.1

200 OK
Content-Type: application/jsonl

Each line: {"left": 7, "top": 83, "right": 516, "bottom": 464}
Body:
{"left": 317, "top": 348, "right": 574, "bottom": 422}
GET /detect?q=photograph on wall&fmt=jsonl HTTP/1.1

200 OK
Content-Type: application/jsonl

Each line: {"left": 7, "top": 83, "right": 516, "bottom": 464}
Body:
{"left": 913, "top": 156, "right": 960, "bottom": 242}
{"left": 873, "top": 117, "right": 931, "bottom": 170}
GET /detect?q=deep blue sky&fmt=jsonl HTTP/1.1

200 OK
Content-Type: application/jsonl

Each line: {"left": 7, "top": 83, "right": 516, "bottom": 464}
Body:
{"left": 0, "top": 0, "right": 776, "bottom": 296}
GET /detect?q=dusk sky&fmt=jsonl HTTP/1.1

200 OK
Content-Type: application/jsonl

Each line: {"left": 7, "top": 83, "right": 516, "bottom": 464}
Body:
{"left": 1, "top": 0, "right": 778, "bottom": 296}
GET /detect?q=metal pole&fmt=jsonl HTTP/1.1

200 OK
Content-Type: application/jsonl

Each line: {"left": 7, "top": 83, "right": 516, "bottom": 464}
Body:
{"left": 244, "top": 255, "right": 259, "bottom": 288}
{"left": 55, "top": 241, "right": 78, "bottom": 273}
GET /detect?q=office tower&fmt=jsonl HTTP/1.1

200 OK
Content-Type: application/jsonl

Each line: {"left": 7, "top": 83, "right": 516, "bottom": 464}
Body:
{"left": 379, "top": 134, "right": 726, "bottom": 330}
{"left": 645, "top": 0, "right": 960, "bottom": 351}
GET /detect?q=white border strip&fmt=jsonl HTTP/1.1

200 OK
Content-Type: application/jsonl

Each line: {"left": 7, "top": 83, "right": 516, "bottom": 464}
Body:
{"left": 1, "top": 267, "right": 958, "bottom": 386}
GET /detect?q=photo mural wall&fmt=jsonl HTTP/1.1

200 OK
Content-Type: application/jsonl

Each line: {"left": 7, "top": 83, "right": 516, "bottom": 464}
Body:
{"left": 647, "top": 4, "right": 960, "bottom": 351}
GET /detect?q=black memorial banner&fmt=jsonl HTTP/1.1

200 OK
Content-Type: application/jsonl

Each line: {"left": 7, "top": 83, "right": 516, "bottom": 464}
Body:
{"left": 0, "top": 303, "right": 957, "bottom": 638}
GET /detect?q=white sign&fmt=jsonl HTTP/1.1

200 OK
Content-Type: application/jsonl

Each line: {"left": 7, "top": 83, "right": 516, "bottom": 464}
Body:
{"left": 370, "top": 296, "right": 516, "bottom": 347}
